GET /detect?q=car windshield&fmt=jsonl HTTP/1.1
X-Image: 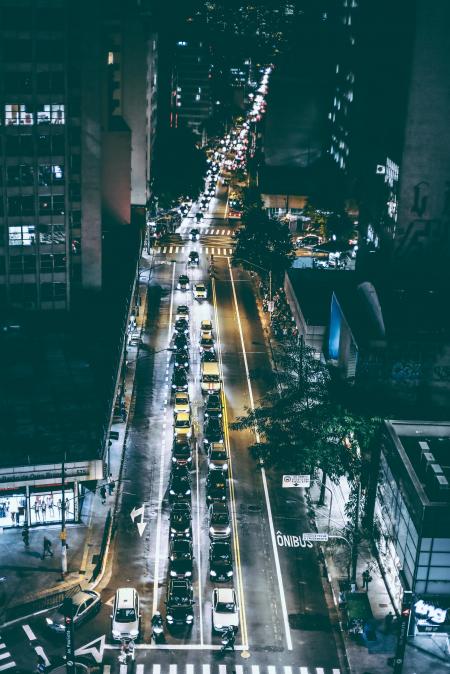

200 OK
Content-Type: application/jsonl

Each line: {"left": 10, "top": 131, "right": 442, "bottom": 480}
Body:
{"left": 217, "top": 602, "right": 235, "bottom": 613}
{"left": 115, "top": 608, "right": 136, "bottom": 622}
{"left": 176, "top": 419, "right": 190, "bottom": 428}
{"left": 212, "top": 513, "right": 228, "bottom": 524}
{"left": 211, "top": 450, "right": 227, "bottom": 460}
{"left": 196, "top": 285, "right": 205, "bottom": 291}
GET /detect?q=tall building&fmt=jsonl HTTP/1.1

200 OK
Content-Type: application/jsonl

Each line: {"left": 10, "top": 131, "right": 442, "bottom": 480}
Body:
{"left": 170, "top": 35, "right": 212, "bottom": 138}
{"left": 393, "top": 0, "right": 450, "bottom": 283}
{"left": 0, "top": 0, "right": 157, "bottom": 313}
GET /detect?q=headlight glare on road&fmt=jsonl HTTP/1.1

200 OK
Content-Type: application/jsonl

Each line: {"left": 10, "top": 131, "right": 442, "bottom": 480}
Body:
{"left": 46, "top": 618, "right": 53, "bottom": 625}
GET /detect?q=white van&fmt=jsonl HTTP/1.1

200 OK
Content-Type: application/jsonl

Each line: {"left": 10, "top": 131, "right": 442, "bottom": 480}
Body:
{"left": 201, "top": 362, "right": 221, "bottom": 392}
{"left": 111, "top": 587, "right": 140, "bottom": 641}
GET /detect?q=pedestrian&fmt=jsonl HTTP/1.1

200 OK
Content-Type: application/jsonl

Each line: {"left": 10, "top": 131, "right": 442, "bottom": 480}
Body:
{"left": 34, "top": 500, "right": 40, "bottom": 522}
{"left": 100, "top": 485, "right": 107, "bottom": 504}
{"left": 384, "top": 611, "right": 394, "bottom": 633}
{"left": 42, "top": 536, "right": 53, "bottom": 559}
{"left": 15, "top": 511, "right": 20, "bottom": 525}
{"left": 57, "top": 498, "right": 62, "bottom": 517}
{"left": 108, "top": 474, "right": 115, "bottom": 495}
{"left": 362, "top": 569, "right": 372, "bottom": 590}
{"left": 10, "top": 510, "right": 16, "bottom": 526}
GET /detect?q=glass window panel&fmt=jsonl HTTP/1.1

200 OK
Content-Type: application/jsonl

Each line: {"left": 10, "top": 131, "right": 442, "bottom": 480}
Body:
{"left": 416, "top": 567, "right": 428, "bottom": 580}
{"left": 419, "top": 552, "right": 430, "bottom": 565}
{"left": 51, "top": 134, "right": 65, "bottom": 154}
{"left": 37, "top": 134, "right": 51, "bottom": 154}
{"left": 21, "top": 135, "right": 33, "bottom": 155}
{"left": 431, "top": 552, "right": 450, "bottom": 566}
{"left": 428, "top": 567, "right": 450, "bottom": 581}
{"left": 408, "top": 521, "right": 418, "bottom": 545}
{"left": 54, "top": 283, "right": 66, "bottom": 299}
{"left": 432, "top": 539, "right": 450, "bottom": 552}
{"left": 5, "top": 104, "right": 34, "bottom": 126}
{"left": 53, "top": 225, "right": 66, "bottom": 244}
{"left": 36, "top": 41, "right": 64, "bottom": 63}
{"left": 5, "top": 136, "right": 20, "bottom": 155}
{"left": 53, "top": 255, "right": 66, "bottom": 272}
{"left": 3, "top": 40, "right": 33, "bottom": 62}
{"left": 40, "top": 255, "right": 53, "bottom": 272}
{"left": 421, "top": 538, "right": 432, "bottom": 552}
{"left": 4, "top": 73, "right": 33, "bottom": 93}
{"left": 23, "top": 256, "right": 36, "bottom": 273}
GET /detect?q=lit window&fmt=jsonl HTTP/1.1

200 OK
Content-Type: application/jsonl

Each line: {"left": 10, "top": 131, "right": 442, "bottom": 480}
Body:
{"left": 37, "top": 104, "right": 65, "bottom": 125}
{"left": 177, "top": 41, "right": 188, "bottom": 47}
{"left": 5, "top": 104, "right": 33, "bottom": 125}
{"left": 108, "top": 51, "right": 114, "bottom": 65}
{"left": 195, "top": 94, "right": 201, "bottom": 101}
{"left": 9, "top": 225, "right": 36, "bottom": 246}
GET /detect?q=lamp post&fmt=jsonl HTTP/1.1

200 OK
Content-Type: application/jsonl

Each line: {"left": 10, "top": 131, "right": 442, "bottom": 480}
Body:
{"left": 61, "top": 455, "right": 67, "bottom": 578}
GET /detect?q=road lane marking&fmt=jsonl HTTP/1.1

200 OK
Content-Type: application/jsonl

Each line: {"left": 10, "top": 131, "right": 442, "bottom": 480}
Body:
{"left": 284, "top": 667, "right": 292, "bottom": 674}
{"left": 316, "top": 669, "right": 325, "bottom": 674}
{"left": 152, "top": 261, "right": 176, "bottom": 616}
{"left": 268, "top": 667, "right": 276, "bottom": 674}
{"left": 169, "top": 246, "right": 173, "bottom": 253}
{"left": 0, "top": 664, "right": 15, "bottom": 671}
{"left": 120, "top": 666, "right": 127, "bottom": 674}
{"left": 0, "top": 655, "right": 10, "bottom": 662}
{"left": 332, "top": 670, "right": 341, "bottom": 674}
{"left": 186, "top": 665, "right": 194, "bottom": 674}
{"left": 219, "top": 666, "right": 227, "bottom": 674}
{"left": 195, "top": 439, "right": 204, "bottom": 644}
{"left": 170, "top": 665, "right": 177, "bottom": 674}
{"left": 153, "top": 665, "right": 161, "bottom": 674}
{"left": 202, "top": 665, "right": 210, "bottom": 674}
{"left": 22, "top": 624, "right": 36, "bottom": 640}
{"left": 227, "top": 258, "right": 293, "bottom": 651}
{"left": 235, "top": 666, "right": 244, "bottom": 674}
{"left": 103, "top": 668, "right": 111, "bottom": 674}
{"left": 34, "top": 646, "right": 50, "bottom": 666}
{"left": 299, "top": 668, "right": 308, "bottom": 674}
{"left": 251, "top": 666, "right": 260, "bottom": 674}
{"left": 212, "top": 276, "right": 248, "bottom": 652}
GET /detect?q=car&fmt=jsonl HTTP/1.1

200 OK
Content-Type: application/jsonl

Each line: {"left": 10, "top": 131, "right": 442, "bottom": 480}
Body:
{"left": 111, "top": 587, "right": 141, "bottom": 641}
{"left": 188, "top": 251, "right": 199, "bottom": 266}
{"left": 174, "top": 392, "right": 190, "bottom": 415}
{"left": 177, "top": 275, "right": 190, "bottom": 291}
{"left": 212, "top": 588, "right": 239, "bottom": 633}
{"left": 174, "top": 318, "right": 189, "bottom": 335}
{"left": 193, "top": 283, "right": 207, "bottom": 301}
{"left": 172, "top": 439, "right": 193, "bottom": 468}
{"left": 200, "top": 319, "right": 213, "bottom": 339}
{"left": 128, "top": 330, "right": 140, "bottom": 346}
{"left": 208, "top": 442, "right": 228, "bottom": 473}
{"left": 206, "top": 471, "right": 227, "bottom": 504}
{"left": 209, "top": 502, "right": 231, "bottom": 539}
{"left": 209, "top": 540, "right": 233, "bottom": 581}
{"left": 174, "top": 331, "right": 189, "bottom": 350}
{"left": 189, "top": 228, "right": 200, "bottom": 241}
{"left": 176, "top": 305, "right": 190, "bottom": 321}
{"left": 169, "top": 538, "right": 194, "bottom": 578}
{"left": 174, "top": 347, "right": 189, "bottom": 369}
{"left": 45, "top": 590, "right": 101, "bottom": 635}
{"left": 200, "top": 336, "right": 215, "bottom": 352}
{"left": 174, "top": 411, "right": 192, "bottom": 439}
{"left": 166, "top": 579, "right": 194, "bottom": 628}
{"left": 170, "top": 502, "right": 192, "bottom": 538}
{"left": 205, "top": 393, "right": 222, "bottom": 419}
{"left": 169, "top": 466, "right": 191, "bottom": 501}
{"left": 201, "top": 350, "right": 217, "bottom": 363}
{"left": 172, "top": 367, "right": 188, "bottom": 392}
{"left": 204, "top": 417, "right": 224, "bottom": 447}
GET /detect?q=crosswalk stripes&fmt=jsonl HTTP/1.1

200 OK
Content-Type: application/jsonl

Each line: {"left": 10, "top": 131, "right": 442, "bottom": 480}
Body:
{"left": 0, "top": 641, "right": 15, "bottom": 672}
{"left": 104, "top": 664, "right": 341, "bottom": 674}
{"left": 179, "top": 227, "right": 232, "bottom": 236}
{"left": 154, "top": 246, "right": 234, "bottom": 256}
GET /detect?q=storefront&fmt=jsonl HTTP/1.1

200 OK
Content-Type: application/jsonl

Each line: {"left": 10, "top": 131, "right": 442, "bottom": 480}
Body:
{"left": 0, "top": 459, "right": 103, "bottom": 528}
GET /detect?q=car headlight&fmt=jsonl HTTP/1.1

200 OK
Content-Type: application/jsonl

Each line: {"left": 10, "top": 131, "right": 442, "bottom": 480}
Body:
{"left": 209, "top": 527, "right": 215, "bottom": 535}
{"left": 169, "top": 489, "right": 175, "bottom": 495}
{"left": 210, "top": 570, "right": 217, "bottom": 577}
{"left": 224, "top": 526, "right": 231, "bottom": 535}
{"left": 185, "top": 571, "right": 192, "bottom": 577}
{"left": 222, "top": 464, "right": 228, "bottom": 471}
{"left": 186, "top": 489, "right": 191, "bottom": 495}
{"left": 112, "top": 630, "right": 121, "bottom": 639}
{"left": 203, "top": 438, "right": 208, "bottom": 444}
{"left": 167, "top": 615, "right": 173, "bottom": 623}
{"left": 177, "top": 284, "right": 181, "bottom": 289}
{"left": 170, "top": 570, "right": 177, "bottom": 577}
{"left": 186, "top": 615, "right": 194, "bottom": 622}
{"left": 130, "top": 630, "right": 138, "bottom": 638}
{"left": 227, "top": 570, "right": 233, "bottom": 577}
{"left": 172, "top": 384, "right": 176, "bottom": 389}
{"left": 46, "top": 618, "right": 54, "bottom": 625}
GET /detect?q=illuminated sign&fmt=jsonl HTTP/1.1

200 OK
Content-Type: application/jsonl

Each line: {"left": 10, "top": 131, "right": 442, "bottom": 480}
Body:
{"left": 414, "top": 599, "right": 450, "bottom": 633}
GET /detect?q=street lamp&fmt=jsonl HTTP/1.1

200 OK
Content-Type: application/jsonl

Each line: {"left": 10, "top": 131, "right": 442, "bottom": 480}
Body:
{"left": 233, "top": 257, "right": 273, "bottom": 312}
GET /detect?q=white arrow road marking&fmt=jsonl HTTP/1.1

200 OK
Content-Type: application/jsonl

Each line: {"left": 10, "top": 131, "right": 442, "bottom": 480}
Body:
{"left": 137, "top": 521, "right": 147, "bottom": 537}
{"left": 130, "top": 505, "right": 145, "bottom": 522}
{"left": 105, "top": 595, "right": 115, "bottom": 607}
{"left": 22, "top": 624, "right": 36, "bottom": 640}
{"left": 34, "top": 646, "right": 50, "bottom": 666}
{"left": 75, "top": 634, "right": 105, "bottom": 663}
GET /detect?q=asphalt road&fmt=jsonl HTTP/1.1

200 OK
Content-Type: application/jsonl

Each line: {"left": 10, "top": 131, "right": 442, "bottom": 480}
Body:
{"left": 1, "top": 190, "right": 343, "bottom": 674}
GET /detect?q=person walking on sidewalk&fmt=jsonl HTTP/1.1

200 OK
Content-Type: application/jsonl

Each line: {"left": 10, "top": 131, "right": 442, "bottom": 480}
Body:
{"left": 384, "top": 611, "right": 394, "bottom": 633}
{"left": 100, "top": 485, "right": 107, "bottom": 504}
{"left": 362, "top": 569, "right": 372, "bottom": 590}
{"left": 42, "top": 536, "right": 53, "bottom": 559}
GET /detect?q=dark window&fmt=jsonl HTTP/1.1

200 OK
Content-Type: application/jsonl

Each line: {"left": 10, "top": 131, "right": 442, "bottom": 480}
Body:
{"left": 36, "top": 41, "right": 64, "bottom": 63}
{"left": 3, "top": 40, "right": 33, "bottom": 62}
{"left": 70, "top": 183, "right": 80, "bottom": 200}
{"left": 52, "top": 134, "right": 65, "bottom": 155}
{"left": 40, "top": 254, "right": 53, "bottom": 272}
{"left": 38, "top": 164, "right": 64, "bottom": 186}
{"left": 41, "top": 282, "right": 66, "bottom": 300}
{"left": 2, "top": 7, "right": 32, "bottom": 29}
{"left": 5, "top": 136, "right": 20, "bottom": 156}
{"left": 21, "top": 135, "right": 33, "bottom": 155}
{"left": 70, "top": 211, "right": 81, "bottom": 227}
{"left": 10, "top": 255, "right": 36, "bottom": 274}
{"left": 36, "top": 8, "right": 65, "bottom": 30}
{"left": 37, "top": 134, "right": 51, "bottom": 155}
{"left": 8, "top": 196, "right": 34, "bottom": 216}
{"left": 37, "top": 72, "right": 64, "bottom": 94}
{"left": 4, "top": 73, "right": 33, "bottom": 93}
{"left": 7, "top": 165, "right": 34, "bottom": 187}
{"left": 39, "top": 195, "right": 64, "bottom": 215}
{"left": 54, "top": 254, "right": 66, "bottom": 272}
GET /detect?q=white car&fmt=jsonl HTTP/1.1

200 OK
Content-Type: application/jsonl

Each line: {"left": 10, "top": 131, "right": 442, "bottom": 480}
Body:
{"left": 193, "top": 283, "right": 207, "bottom": 301}
{"left": 176, "top": 305, "right": 190, "bottom": 322}
{"left": 111, "top": 587, "right": 140, "bottom": 641}
{"left": 174, "top": 411, "right": 192, "bottom": 439}
{"left": 200, "top": 319, "right": 213, "bottom": 339}
{"left": 212, "top": 588, "right": 239, "bottom": 633}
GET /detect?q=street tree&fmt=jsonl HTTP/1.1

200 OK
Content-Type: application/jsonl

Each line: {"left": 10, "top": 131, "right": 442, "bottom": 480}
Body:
{"left": 233, "top": 205, "right": 295, "bottom": 283}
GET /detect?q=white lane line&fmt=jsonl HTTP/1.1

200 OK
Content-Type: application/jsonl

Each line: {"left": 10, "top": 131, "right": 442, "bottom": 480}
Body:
{"left": 251, "top": 666, "right": 260, "bottom": 674}
{"left": 284, "top": 667, "right": 293, "bottom": 674}
{"left": 162, "top": 246, "right": 167, "bottom": 253}
{"left": 0, "top": 646, "right": 5, "bottom": 651}
{"left": 221, "top": 229, "right": 225, "bottom": 235}
{"left": 268, "top": 667, "right": 276, "bottom": 674}
{"left": 103, "top": 667, "right": 111, "bottom": 674}
{"left": 136, "top": 669, "right": 144, "bottom": 674}
{"left": 299, "top": 669, "right": 308, "bottom": 674}
{"left": 227, "top": 230, "right": 231, "bottom": 235}
{"left": 205, "top": 247, "right": 209, "bottom": 254}
{"left": 152, "top": 261, "right": 176, "bottom": 616}
{"left": 202, "top": 665, "right": 211, "bottom": 674}
{"left": 169, "top": 246, "right": 173, "bottom": 253}
{"left": 227, "top": 258, "right": 293, "bottom": 651}
{"left": 228, "top": 248, "right": 233, "bottom": 254}
{"left": 186, "top": 665, "right": 194, "bottom": 674}
{"left": 170, "top": 665, "right": 177, "bottom": 674}
{"left": 316, "top": 669, "right": 325, "bottom": 674}
{"left": 34, "top": 646, "right": 50, "bottom": 666}
{"left": 153, "top": 665, "right": 161, "bottom": 674}
{"left": 195, "top": 438, "right": 204, "bottom": 645}
{"left": 0, "top": 663, "right": 15, "bottom": 671}
{"left": 175, "top": 246, "right": 179, "bottom": 253}
{"left": 120, "top": 666, "right": 128, "bottom": 674}
{"left": 235, "top": 667, "right": 244, "bottom": 674}
{"left": 0, "top": 655, "right": 10, "bottom": 662}
{"left": 22, "top": 624, "right": 36, "bottom": 641}
{"left": 332, "top": 670, "right": 341, "bottom": 674}
{"left": 219, "top": 666, "right": 227, "bottom": 674}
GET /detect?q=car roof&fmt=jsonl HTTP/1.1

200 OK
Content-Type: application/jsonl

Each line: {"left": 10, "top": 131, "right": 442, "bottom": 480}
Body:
{"left": 116, "top": 587, "right": 136, "bottom": 606}
{"left": 176, "top": 412, "right": 190, "bottom": 420}
{"left": 175, "top": 392, "right": 189, "bottom": 398}
{"left": 217, "top": 588, "right": 235, "bottom": 602}
{"left": 71, "top": 591, "right": 94, "bottom": 607}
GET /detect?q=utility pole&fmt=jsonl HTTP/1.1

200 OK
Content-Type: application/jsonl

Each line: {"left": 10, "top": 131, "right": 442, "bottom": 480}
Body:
{"left": 61, "top": 455, "right": 67, "bottom": 577}
{"left": 393, "top": 590, "right": 413, "bottom": 674}
{"left": 62, "top": 597, "right": 76, "bottom": 674}
{"left": 350, "top": 480, "right": 361, "bottom": 589}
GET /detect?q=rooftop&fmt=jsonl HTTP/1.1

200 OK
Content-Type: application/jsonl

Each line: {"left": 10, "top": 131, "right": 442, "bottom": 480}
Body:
{"left": 286, "top": 268, "right": 355, "bottom": 325}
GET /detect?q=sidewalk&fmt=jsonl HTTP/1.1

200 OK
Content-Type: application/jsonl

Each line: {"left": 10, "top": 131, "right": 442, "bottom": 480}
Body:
{"left": 253, "top": 279, "right": 450, "bottom": 674}
{"left": 0, "top": 252, "right": 151, "bottom": 626}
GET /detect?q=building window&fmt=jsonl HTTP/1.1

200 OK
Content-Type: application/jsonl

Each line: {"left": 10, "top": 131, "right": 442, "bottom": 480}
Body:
{"left": 40, "top": 254, "right": 67, "bottom": 274}
{"left": 9, "top": 255, "right": 36, "bottom": 274}
{"left": 39, "top": 195, "right": 65, "bottom": 215}
{"left": 37, "top": 72, "right": 65, "bottom": 94}
{"left": 8, "top": 196, "right": 34, "bottom": 217}
{"left": 5, "top": 104, "right": 34, "bottom": 125}
{"left": 8, "top": 225, "right": 36, "bottom": 246}
{"left": 38, "top": 164, "right": 65, "bottom": 186}
{"left": 39, "top": 224, "right": 66, "bottom": 245}
{"left": 41, "top": 282, "right": 66, "bottom": 301}
{"left": 4, "top": 73, "right": 33, "bottom": 93}
{"left": 37, "top": 104, "right": 65, "bottom": 125}
{"left": 108, "top": 51, "right": 114, "bottom": 64}
{"left": 7, "top": 165, "right": 34, "bottom": 187}
{"left": 36, "top": 40, "right": 65, "bottom": 63}
{"left": 2, "top": 40, "right": 33, "bottom": 62}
